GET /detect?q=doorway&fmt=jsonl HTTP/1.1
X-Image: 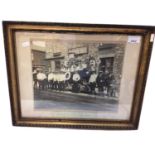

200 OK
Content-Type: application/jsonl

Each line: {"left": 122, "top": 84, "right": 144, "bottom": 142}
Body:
{"left": 99, "top": 57, "right": 114, "bottom": 73}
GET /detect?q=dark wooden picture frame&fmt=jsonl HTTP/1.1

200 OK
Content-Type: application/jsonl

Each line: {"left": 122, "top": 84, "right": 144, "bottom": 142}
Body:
{"left": 3, "top": 21, "right": 155, "bottom": 130}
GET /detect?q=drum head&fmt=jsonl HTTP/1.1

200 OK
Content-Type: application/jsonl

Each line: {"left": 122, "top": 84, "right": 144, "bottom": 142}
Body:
{"left": 73, "top": 73, "right": 80, "bottom": 81}
{"left": 65, "top": 71, "right": 71, "bottom": 80}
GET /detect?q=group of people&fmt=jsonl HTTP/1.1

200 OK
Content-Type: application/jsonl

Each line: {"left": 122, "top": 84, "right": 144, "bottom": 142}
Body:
{"left": 60, "top": 57, "right": 96, "bottom": 73}
{"left": 33, "top": 69, "right": 47, "bottom": 90}
{"left": 32, "top": 66, "right": 117, "bottom": 97}
{"left": 32, "top": 53, "right": 118, "bottom": 97}
{"left": 96, "top": 70, "right": 117, "bottom": 97}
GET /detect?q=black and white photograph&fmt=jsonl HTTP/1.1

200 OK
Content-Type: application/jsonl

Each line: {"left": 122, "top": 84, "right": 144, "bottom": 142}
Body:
{"left": 32, "top": 40, "right": 125, "bottom": 114}
{"left": 13, "top": 31, "right": 142, "bottom": 120}
{"left": 1, "top": 1, "right": 155, "bottom": 155}
{"left": 4, "top": 21, "right": 154, "bottom": 129}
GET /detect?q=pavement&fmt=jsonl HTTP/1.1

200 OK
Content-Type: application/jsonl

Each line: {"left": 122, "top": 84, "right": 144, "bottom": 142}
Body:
{"left": 34, "top": 89, "right": 118, "bottom": 112}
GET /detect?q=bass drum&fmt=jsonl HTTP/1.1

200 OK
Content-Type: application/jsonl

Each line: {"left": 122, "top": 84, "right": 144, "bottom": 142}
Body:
{"left": 72, "top": 73, "right": 80, "bottom": 82}
{"left": 72, "top": 83, "right": 80, "bottom": 93}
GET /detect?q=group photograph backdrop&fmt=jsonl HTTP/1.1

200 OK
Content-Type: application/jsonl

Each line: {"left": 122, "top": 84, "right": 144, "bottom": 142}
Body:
{"left": 0, "top": 0, "right": 155, "bottom": 155}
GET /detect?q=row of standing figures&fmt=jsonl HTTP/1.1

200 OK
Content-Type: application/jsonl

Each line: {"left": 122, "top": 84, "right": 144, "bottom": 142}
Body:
{"left": 33, "top": 69, "right": 118, "bottom": 97}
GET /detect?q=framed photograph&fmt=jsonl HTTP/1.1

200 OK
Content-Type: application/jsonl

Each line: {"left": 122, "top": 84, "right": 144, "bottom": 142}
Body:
{"left": 3, "top": 21, "right": 155, "bottom": 130}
